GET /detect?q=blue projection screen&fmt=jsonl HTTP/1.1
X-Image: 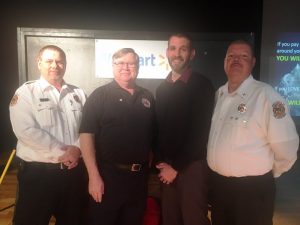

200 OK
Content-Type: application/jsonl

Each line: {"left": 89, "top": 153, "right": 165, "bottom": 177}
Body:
{"left": 272, "top": 33, "right": 300, "bottom": 116}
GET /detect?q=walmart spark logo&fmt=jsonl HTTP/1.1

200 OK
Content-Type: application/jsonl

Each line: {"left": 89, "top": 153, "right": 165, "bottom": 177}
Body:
{"left": 158, "top": 54, "right": 169, "bottom": 71}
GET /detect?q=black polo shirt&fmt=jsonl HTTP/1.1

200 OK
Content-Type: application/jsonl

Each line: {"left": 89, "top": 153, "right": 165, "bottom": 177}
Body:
{"left": 79, "top": 80, "right": 155, "bottom": 164}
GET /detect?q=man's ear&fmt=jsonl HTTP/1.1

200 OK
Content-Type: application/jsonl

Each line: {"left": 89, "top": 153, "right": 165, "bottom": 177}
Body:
{"left": 37, "top": 59, "right": 42, "bottom": 70}
{"left": 252, "top": 57, "right": 256, "bottom": 69}
{"left": 190, "top": 48, "right": 196, "bottom": 60}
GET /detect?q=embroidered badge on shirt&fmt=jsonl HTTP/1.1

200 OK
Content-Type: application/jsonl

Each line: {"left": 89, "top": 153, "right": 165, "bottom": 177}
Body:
{"left": 272, "top": 101, "right": 286, "bottom": 119}
{"left": 10, "top": 94, "right": 18, "bottom": 106}
{"left": 237, "top": 103, "right": 247, "bottom": 113}
{"left": 142, "top": 98, "right": 151, "bottom": 108}
{"left": 73, "top": 94, "right": 81, "bottom": 103}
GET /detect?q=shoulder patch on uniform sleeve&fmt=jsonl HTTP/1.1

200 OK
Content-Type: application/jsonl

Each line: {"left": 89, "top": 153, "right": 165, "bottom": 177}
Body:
{"left": 272, "top": 101, "right": 286, "bottom": 119}
{"left": 10, "top": 94, "right": 19, "bottom": 106}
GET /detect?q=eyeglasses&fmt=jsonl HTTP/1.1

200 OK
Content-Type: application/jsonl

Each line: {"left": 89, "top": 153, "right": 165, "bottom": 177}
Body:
{"left": 113, "top": 62, "right": 137, "bottom": 68}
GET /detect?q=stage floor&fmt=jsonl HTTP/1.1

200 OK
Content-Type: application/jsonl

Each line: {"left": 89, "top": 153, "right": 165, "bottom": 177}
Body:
{"left": 1, "top": 153, "right": 300, "bottom": 225}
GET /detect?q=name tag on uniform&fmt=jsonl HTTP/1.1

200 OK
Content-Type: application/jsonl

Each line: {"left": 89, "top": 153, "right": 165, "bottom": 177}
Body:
{"left": 39, "top": 98, "right": 50, "bottom": 102}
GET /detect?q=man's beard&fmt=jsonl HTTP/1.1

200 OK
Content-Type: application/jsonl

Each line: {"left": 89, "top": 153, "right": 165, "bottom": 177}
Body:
{"left": 168, "top": 57, "right": 188, "bottom": 73}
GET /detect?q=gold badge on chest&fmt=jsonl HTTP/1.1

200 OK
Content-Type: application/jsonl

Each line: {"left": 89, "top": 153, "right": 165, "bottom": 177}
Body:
{"left": 237, "top": 103, "right": 247, "bottom": 114}
{"left": 73, "top": 94, "right": 81, "bottom": 103}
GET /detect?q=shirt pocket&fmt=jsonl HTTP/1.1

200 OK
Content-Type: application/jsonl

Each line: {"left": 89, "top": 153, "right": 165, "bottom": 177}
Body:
{"left": 234, "top": 116, "right": 253, "bottom": 149}
{"left": 35, "top": 101, "right": 56, "bottom": 127}
{"left": 69, "top": 102, "right": 83, "bottom": 124}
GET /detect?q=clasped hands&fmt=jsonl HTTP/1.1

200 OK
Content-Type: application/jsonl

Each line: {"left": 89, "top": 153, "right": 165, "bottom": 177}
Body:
{"left": 156, "top": 162, "right": 178, "bottom": 185}
{"left": 58, "top": 145, "right": 81, "bottom": 169}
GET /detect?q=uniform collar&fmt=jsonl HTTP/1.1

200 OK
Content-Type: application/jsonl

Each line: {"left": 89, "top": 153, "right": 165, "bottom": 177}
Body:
{"left": 220, "top": 75, "right": 254, "bottom": 99}
{"left": 111, "top": 79, "right": 141, "bottom": 93}
{"left": 38, "top": 76, "right": 68, "bottom": 92}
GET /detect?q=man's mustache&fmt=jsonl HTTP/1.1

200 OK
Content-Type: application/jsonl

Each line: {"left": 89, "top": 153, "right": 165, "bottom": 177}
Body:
{"left": 171, "top": 56, "right": 184, "bottom": 61}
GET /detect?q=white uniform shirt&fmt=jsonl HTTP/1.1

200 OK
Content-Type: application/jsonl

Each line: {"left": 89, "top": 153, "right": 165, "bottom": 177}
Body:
{"left": 9, "top": 77, "right": 86, "bottom": 163}
{"left": 207, "top": 75, "right": 299, "bottom": 178}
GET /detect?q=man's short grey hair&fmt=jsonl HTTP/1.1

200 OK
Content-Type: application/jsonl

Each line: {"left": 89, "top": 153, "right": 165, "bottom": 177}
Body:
{"left": 112, "top": 48, "right": 139, "bottom": 67}
{"left": 227, "top": 39, "right": 255, "bottom": 57}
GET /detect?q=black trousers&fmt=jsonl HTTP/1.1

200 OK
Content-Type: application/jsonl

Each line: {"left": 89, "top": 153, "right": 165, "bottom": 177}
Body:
{"left": 13, "top": 159, "right": 88, "bottom": 225}
{"left": 161, "top": 160, "right": 211, "bottom": 225}
{"left": 210, "top": 171, "right": 275, "bottom": 225}
{"left": 88, "top": 163, "right": 148, "bottom": 225}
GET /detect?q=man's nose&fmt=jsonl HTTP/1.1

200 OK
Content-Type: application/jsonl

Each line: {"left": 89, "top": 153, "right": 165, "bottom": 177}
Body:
{"left": 173, "top": 49, "right": 180, "bottom": 56}
{"left": 233, "top": 55, "right": 240, "bottom": 61}
{"left": 122, "top": 63, "right": 129, "bottom": 68}
{"left": 51, "top": 61, "right": 58, "bottom": 67}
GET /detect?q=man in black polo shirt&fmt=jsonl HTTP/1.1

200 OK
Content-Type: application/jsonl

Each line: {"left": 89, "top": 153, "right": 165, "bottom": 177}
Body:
{"left": 79, "top": 48, "right": 155, "bottom": 225}
{"left": 155, "top": 33, "right": 215, "bottom": 225}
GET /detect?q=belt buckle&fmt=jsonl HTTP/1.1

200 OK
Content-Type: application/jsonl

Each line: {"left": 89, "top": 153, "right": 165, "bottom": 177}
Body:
{"left": 131, "top": 164, "right": 142, "bottom": 171}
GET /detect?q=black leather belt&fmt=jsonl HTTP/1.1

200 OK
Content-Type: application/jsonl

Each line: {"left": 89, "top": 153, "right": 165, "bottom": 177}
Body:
{"left": 115, "top": 163, "right": 144, "bottom": 172}
{"left": 19, "top": 160, "right": 68, "bottom": 170}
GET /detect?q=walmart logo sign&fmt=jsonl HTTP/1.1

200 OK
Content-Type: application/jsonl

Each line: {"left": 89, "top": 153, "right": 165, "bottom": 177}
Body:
{"left": 139, "top": 54, "right": 169, "bottom": 71}
{"left": 95, "top": 39, "right": 170, "bottom": 79}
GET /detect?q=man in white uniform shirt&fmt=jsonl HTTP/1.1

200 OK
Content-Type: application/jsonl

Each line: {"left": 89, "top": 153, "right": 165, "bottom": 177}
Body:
{"left": 9, "top": 45, "right": 87, "bottom": 225}
{"left": 207, "top": 40, "right": 299, "bottom": 225}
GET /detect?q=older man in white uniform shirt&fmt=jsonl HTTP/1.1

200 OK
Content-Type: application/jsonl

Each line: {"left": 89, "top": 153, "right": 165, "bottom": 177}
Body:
{"left": 9, "top": 45, "right": 87, "bottom": 225}
{"left": 207, "top": 40, "right": 299, "bottom": 225}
